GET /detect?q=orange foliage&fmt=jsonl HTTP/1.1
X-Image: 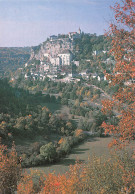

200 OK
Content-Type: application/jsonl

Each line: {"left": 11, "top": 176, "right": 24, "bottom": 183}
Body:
{"left": 102, "top": 0, "right": 135, "bottom": 148}
{"left": 0, "top": 142, "right": 21, "bottom": 193}
{"left": 86, "top": 91, "right": 91, "bottom": 97}
{"left": 74, "top": 129, "right": 83, "bottom": 137}
{"left": 84, "top": 101, "right": 88, "bottom": 107}
{"left": 101, "top": 1, "right": 135, "bottom": 190}
{"left": 18, "top": 162, "right": 83, "bottom": 194}
{"left": 1, "top": 1, "right": 135, "bottom": 193}
{"left": 16, "top": 153, "right": 135, "bottom": 193}
{"left": 17, "top": 176, "right": 34, "bottom": 194}
{"left": 58, "top": 137, "right": 64, "bottom": 145}
{"left": 17, "top": 170, "right": 46, "bottom": 194}
{"left": 91, "top": 94, "right": 98, "bottom": 102}
{"left": 80, "top": 102, "right": 84, "bottom": 107}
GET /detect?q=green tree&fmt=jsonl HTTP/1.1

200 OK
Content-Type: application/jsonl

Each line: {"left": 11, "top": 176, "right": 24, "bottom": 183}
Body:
{"left": 40, "top": 142, "right": 56, "bottom": 162}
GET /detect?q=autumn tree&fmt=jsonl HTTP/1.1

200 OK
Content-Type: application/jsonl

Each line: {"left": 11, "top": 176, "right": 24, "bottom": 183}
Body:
{"left": 101, "top": 2, "right": 135, "bottom": 191}
{"left": 0, "top": 142, "right": 21, "bottom": 194}
{"left": 102, "top": 0, "right": 135, "bottom": 148}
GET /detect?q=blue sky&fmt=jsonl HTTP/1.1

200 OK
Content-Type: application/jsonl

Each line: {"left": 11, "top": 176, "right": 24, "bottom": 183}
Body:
{"left": 0, "top": 0, "right": 119, "bottom": 47}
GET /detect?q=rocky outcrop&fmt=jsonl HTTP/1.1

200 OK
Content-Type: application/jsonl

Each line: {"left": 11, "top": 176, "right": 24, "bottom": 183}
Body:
{"left": 30, "top": 38, "right": 74, "bottom": 62}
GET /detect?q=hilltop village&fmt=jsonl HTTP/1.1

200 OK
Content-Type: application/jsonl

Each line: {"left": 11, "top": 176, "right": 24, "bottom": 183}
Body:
{"left": 19, "top": 28, "right": 114, "bottom": 83}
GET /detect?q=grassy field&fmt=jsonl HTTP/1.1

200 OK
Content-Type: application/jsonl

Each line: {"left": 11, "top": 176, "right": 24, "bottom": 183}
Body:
{"left": 42, "top": 103, "right": 62, "bottom": 113}
{"left": 27, "top": 137, "right": 112, "bottom": 175}
{"left": 14, "top": 134, "right": 61, "bottom": 156}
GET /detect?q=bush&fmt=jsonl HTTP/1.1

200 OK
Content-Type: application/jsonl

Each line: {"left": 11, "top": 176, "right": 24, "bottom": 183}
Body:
{"left": 40, "top": 142, "right": 57, "bottom": 162}
{"left": 17, "top": 151, "right": 135, "bottom": 194}
{"left": 0, "top": 143, "right": 21, "bottom": 194}
{"left": 36, "top": 154, "right": 46, "bottom": 165}
{"left": 74, "top": 129, "right": 85, "bottom": 141}
{"left": 29, "top": 153, "right": 40, "bottom": 166}
{"left": 31, "top": 142, "right": 42, "bottom": 154}
{"left": 59, "top": 138, "right": 71, "bottom": 155}
{"left": 71, "top": 136, "right": 79, "bottom": 145}
{"left": 21, "top": 157, "right": 31, "bottom": 168}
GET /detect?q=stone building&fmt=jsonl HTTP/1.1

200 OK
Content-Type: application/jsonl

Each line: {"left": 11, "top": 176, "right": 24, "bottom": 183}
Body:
{"left": 58, "top": 50, "right": 73, "bottom": 66}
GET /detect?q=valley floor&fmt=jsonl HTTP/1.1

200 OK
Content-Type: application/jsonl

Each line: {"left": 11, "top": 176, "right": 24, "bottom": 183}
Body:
{"left": 27, "top": 137, "right": 112, "bottom": 175}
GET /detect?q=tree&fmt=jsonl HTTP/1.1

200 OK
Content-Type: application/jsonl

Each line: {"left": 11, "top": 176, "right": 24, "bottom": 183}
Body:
{"left": 102, "top": 0, "right": 135, "bottom": 148}
{"left": 40, "top": 142, "right": 56, "bottom": 162}
{"left": 61, "top": 98, "right": 68, "bottom": 105}
{"left": 0, "top": 142, "right": 21, "bottom": 193}
{"left": 14, "top": 117, "right": 26, "bottom": 134}
{"left": 101, "top": 2, "right": 135, "bottom": 189}
{"left": 59, "top": 138, "right": 71, "bottom": 154}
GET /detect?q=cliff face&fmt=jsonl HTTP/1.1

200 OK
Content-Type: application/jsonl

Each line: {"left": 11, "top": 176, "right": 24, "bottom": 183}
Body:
{"left": 30, "top": 38, "right": 74, "bottom": 61}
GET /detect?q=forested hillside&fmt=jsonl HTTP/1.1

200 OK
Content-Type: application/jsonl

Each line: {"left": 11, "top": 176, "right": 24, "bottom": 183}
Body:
{"left": 0, "top": 47, "right": 30, "bottom": 77}
{"left": 74, "top": 34, "right": 111, "bottom": 59}
{"left": 0, "top": 0, "right": 134, "bottom": 193}
{"left": 0, "top": 79, "right": 38, "bottom": 116}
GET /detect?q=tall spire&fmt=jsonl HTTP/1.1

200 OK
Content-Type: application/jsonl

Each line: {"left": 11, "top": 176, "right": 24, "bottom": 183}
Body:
{"left": 78, "top": 27, "right": 81, "bottom": 34}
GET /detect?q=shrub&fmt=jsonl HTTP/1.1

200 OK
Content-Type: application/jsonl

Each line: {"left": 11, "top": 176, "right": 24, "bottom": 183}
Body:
{"left": 21, "top": 157, "right": 31, "bottom": 168}
{"left": 72, "top": 136, "right": 79, "bottom": 145}
{"left": 36, "top": 154, "right": 46, "bottom": 165}
{"left": 17, "top": 170, "right": 45, "bottom": 194}
{"left": 59, "top": 138, "right": 71, "bottom": 155}
{"left": 17, "top": 151, "right": 135, "bottom": 194}
{"left": 58, "top": 137, "right": 64, "bottom": 145}
{"left": 31, "top": 142, "right": 41, "bottom": 154}
{"left": 29, "top": 153, "right": 40, "bottom": 166}
{"left": 0, "top": 142, "right": 21, "bottom": 194}
{"left": 80, "top": 152, "right": 135, "bottom": 193}
{"left": 74, "top": 129, "right": 83, "bottom": 137}
{"left": 74, "top": 129, "right": 85, "bottom": 141}
{"left": 40, "top": 142, "right": 57, "bottom": 162}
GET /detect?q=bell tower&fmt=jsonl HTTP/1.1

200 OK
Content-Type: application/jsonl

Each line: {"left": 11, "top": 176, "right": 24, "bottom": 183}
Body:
{"left": 78, "top": 27, "right": 81, "bottom": 34}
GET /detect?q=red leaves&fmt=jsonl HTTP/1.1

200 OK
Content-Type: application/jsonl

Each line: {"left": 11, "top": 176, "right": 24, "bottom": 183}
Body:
{"left": 16, "top": 153, "right": 135, "bottom": 193}
{"left": 102, "top": 0, "right": 135, "bottom": 149}
{"left": 102, "top": 99, "right": 114, "bottom": 116}
{"left": 0, "top": 143, "right": 22, "bottom": 193}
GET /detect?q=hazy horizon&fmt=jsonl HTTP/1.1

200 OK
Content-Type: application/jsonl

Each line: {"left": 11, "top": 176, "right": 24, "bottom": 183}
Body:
{"left": 0, "top": 0, "right": 120, "bottom": 47}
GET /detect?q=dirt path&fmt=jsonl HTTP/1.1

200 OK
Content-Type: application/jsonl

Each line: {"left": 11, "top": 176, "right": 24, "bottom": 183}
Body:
{"left": 85, "top": 83, "right": 112, "bottom": 100}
